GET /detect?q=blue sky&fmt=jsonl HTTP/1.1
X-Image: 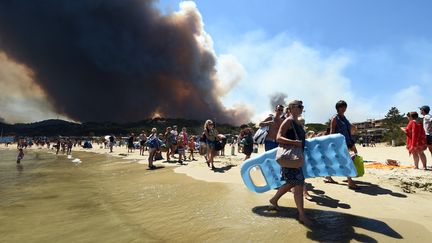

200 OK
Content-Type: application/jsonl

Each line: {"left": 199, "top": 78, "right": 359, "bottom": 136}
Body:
{"left": 158, "top": 0, "right": 432, "bottom": 123}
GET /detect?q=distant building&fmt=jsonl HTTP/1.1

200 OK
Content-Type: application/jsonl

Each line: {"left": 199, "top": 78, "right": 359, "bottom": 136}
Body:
{"left": 352, "top": 119, "right": 387, "bottom": 144}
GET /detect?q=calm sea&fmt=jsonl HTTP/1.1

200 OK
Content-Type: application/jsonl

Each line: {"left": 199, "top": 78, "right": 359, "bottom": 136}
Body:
{"left": 0, "top": 149, "right": 404, "bottom": 242}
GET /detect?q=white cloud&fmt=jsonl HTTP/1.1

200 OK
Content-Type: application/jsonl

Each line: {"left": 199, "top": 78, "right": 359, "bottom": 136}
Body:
{"left": 217, "top": 32, "right": 378, "bottom": 123}
{"left": 390, "top": 85, "right": 425, "bottom": 114}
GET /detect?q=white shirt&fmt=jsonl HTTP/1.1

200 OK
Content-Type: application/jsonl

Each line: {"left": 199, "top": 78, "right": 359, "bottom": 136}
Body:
{"left": 423, "top": 114, "right": 431, "bottom": 135}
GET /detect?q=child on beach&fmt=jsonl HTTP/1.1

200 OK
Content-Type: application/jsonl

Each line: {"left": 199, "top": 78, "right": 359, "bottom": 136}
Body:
{"left": 17, "top": 148, "right": 24, "bottom": 164}
{"left": 239, "top": 124, "right": 254, "bottom": 160}
{"left": 188, "top": 136, "right": 196, "bottom": 161}
{"left": 177, "top": 134, "right": 186, "bottom": 164}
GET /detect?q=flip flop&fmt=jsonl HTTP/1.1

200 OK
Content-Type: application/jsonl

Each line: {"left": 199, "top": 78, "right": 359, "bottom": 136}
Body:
{"left": 268, "top": 199, "right": 281, "bottom": 211}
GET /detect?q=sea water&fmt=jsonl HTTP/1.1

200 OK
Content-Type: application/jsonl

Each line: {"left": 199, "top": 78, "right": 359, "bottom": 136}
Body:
{"left": 0, "top": 149, "right": 406, "bottom": 242}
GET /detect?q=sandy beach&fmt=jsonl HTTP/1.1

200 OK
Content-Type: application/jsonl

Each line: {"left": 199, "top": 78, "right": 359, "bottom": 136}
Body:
{"left": 1, "top": 142, "right": 432, "bottom": 242}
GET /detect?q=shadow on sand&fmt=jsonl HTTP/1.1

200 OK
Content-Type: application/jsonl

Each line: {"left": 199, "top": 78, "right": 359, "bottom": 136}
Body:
{"left": 342, "top": 180, "right": 407, "bottom": 198}
{"left": 305, "top": 183, "right": 351, "bottom": 209}
{"left": 146, "top": 165, "right": 165, "bottom": 170}
{"left": 212, "top": 165, "right": 236, "bottom": 173}
{"left": 252, "top": 206, "right": 403, "bottom": 242}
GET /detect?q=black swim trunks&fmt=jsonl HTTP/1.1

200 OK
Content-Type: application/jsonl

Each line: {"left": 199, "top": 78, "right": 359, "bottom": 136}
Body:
{"left": 427, "top": 135, "right": 432, "bottom": 145}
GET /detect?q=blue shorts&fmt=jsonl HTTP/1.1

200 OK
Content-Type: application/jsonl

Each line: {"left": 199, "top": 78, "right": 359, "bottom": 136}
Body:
{"left": 207, "top": 140, "right": 216, "bottom": 150}
{"left": 264, "top": 140, "right": 279, "bottom": 151}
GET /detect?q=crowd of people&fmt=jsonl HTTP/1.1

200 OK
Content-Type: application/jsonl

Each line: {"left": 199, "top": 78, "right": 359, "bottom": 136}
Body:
{"left": 8, "top": 100, "right": 432, "bottom": 227}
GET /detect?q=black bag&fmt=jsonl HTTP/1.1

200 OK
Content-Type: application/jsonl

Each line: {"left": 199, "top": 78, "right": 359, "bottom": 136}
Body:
{"left": 214, "top": 141, "right": 223, "bottom": 151}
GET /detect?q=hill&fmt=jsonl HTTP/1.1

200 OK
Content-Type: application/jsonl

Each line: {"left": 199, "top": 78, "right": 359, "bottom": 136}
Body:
{"left": 0, "top": 118, "right": 240, "bottom": 137}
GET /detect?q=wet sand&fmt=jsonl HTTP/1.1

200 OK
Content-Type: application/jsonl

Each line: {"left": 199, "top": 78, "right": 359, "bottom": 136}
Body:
{"left": 1, "top": 145, "right": 432, "bottom": 242}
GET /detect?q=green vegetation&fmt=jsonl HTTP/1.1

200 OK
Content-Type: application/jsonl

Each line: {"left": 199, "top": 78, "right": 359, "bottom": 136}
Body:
{"left": 306, "top": 123, "right": 328, "bottom": 133}
{"left": 0, "top": 118, "right": 240, "bottom": 137}
{"left": 382, "top": 107, "right": 407, "bottom": 146}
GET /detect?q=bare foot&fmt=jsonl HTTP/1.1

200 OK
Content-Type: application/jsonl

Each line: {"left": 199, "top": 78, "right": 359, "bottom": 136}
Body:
{"left": 299, "top": 215, "right": 314, "bottom": 227}
{"left": 304, "top": 193, "right": 313, "bottom": 201}
{"left": 269, "top": 199, "right": 281, "bottom": 211}
{"left": 348, "top": 182, "right": 360, "bottom": 190}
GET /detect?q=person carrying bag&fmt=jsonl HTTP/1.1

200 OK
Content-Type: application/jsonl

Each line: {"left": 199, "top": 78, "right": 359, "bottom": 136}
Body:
{"left": 269, "top": 100, "right": 312, "bottom": 226}
{"left": 276, "top": 119, "right": 304, "bottom": 168}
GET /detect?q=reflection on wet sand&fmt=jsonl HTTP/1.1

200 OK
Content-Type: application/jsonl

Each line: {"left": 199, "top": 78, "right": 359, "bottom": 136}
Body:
{"left": 16, "top": 163, "right": 23, "bottom": 173}
{"left": 0, "top": 149, "right": 430, "bottom": 242}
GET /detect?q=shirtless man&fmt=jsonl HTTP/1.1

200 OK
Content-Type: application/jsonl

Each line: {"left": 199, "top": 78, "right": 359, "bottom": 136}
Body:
{"left": 259, "top": 104, "right": 285, "bottom": 151}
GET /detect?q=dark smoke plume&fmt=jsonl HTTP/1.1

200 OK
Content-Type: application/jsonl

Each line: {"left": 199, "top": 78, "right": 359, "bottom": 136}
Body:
{"left": 269, "top": 92, "right": 287, "bottom": 109}
{"left": 0, "top": 0, "right": 250, "bottom": 124}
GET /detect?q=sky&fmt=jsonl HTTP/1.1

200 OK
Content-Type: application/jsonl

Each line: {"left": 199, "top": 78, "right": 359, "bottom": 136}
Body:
{"left": 157, "top": 0, "right": 432, "bottom": 123}
{"left": 0, "top": 0, "right": 431, "bottom": 124}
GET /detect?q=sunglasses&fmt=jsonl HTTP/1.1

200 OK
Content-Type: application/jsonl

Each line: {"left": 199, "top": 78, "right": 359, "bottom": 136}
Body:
{"left": 293, "top": 104, "right": 304, "bottom": 109}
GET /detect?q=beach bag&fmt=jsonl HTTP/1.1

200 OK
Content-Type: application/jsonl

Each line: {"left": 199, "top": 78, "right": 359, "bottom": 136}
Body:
{"left": 275, "top": 121, "right": 304, "bottom": 168}
{"left": 253, "top": 126, "right": 269, "bottom": 144}
{"left": 353, "top": 155, "right": 365, "bottom": 177}
{"left": 146, "top": 136, "right": 159, "bottom": 148}
{"left": 214, "top": 141, "right": 223, "bottom": 151}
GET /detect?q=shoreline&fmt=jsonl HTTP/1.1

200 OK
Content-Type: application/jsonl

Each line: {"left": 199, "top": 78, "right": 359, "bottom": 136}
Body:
{"left": 2, "top": 144, "right": 432, "bottom": 241}
{"left": 2, "top": 142, "right": 432, "bottom": 193}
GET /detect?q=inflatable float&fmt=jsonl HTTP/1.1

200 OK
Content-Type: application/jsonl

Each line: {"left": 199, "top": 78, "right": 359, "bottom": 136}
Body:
{"left": 241, "top": 134, "right": 358, "bottom": 193}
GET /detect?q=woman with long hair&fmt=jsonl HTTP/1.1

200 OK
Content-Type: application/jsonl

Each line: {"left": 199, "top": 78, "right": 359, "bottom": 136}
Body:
{"left": 204, "top": 119, "right": 218, "bottom": 170}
